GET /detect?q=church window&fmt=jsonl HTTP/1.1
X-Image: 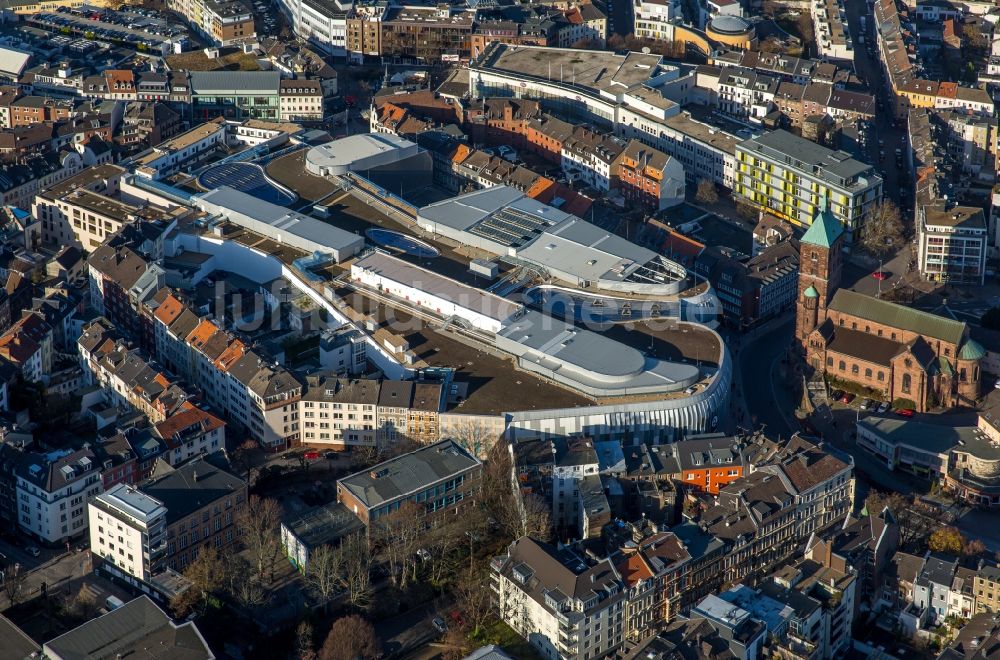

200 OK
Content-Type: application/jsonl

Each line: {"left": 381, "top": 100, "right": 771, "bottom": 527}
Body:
{"left": 902, "top": 374, "right": 911, "bottom": 393}
{"left": 852, "top": 364, "right": 859, "bottom": 375}
{"left": 826, "top": 357, "right": 833, "bottom": 367}
{"left": 865, "top": 368, "right": 872, "bottom": 378}
{"left": 877, "top": 329, "right": 883, "bottom": 337}
{"left": 960, "top": 368, "right": 967, "bottom": 382}
{"left": 839, "top": 360, "right": 846, "bottom": 371}
{"left": 877, "top": 372, "right": 884, "bottom": 381}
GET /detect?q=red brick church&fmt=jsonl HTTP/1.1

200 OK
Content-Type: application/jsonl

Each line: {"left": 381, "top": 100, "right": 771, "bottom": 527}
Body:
{"left": 796, "top": 203, "right": 982, "bottom": 411}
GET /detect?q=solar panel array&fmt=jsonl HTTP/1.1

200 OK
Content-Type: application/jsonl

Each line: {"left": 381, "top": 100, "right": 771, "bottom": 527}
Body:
{"left": 468, "top": 205, "right": 554, "bottom": 248}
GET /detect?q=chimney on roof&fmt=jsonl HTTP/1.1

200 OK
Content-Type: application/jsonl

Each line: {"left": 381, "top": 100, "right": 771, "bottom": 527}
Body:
{"left": 192, "top": 470, "right": 199, "bottom": 482}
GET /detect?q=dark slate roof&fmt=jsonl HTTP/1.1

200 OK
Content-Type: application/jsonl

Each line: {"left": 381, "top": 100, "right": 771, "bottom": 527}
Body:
{"left": 141, "top": 453, "right": 244, "bottom": 525}
{"left": 338, "top": 439, "right": 480, "bottom": 509}
{"left": 827, "top": 326, "right": 902, "bottom": 366}
{"left": 42, "top": 595, "right": 213, "bottom": 660}
{"left": 0, "top": 614, "right": 39, "bottom": 660}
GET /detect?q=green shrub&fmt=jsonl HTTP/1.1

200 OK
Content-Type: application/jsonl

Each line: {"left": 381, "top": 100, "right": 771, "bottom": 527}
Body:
{"left": 892, "top": 397, "right": 917, "bottom": 410}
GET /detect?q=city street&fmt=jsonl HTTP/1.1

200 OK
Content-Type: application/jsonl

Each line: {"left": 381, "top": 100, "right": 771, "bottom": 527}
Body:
{"left": 733, "top": 317, "right": 797, "bottom": 439}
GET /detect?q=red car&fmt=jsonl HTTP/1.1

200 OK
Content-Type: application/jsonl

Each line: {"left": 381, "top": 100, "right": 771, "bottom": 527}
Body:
{"left": 872, "top": 271, "right": 889, "bottom": 281}
{"left": 840, "top": 392, "right": 855, "bottom": 404}
{"left": 895, "top": 408, "right": 915, "bottom": 417}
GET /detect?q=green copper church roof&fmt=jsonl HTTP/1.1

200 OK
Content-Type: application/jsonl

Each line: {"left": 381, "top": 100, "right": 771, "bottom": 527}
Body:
{"left": 803, "top": 285, "right": 819, "bottom": 298}
{"left": 959, "top": 338, "right": 986, "bottom": 361}
{"left": 800, "top": 198, "right": 845, "bottom": 248}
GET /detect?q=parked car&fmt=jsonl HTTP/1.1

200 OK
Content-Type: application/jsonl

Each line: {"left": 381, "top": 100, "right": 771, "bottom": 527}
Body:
{"left": 840, "top": 392, "right": 855, "bottom": 404}
{"left": 24, "top": 546, "right": 40, "bottom": 557}
{"left": 895, "top": 408, "right": 915, "bottom": 417}
{"left": 830, "top": 389, "right": 844, "bottom": 401}
{"left": 432, "top": 617, "right": 448, "bottom": 634}
{"left": 877, "top": 401, "right": 890, "bottom": 413}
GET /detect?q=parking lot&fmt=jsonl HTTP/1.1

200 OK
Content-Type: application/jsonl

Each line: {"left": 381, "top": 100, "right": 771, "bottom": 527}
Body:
{"left": 28, "top": 5, "right": 188, "bottom": 51}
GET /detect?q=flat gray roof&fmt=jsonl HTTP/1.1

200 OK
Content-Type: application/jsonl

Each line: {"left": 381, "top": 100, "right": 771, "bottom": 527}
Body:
{"left": 515, "top": 216, "right": 669, "bottom": 285}
{"left": 189, "top": 70, "right": 281, "bottom": 95}
{"left": 196, "top": 186, "right": 364, "bottom": 257}
{"left": 859, "top": 416, "right": 1000, "bottom": 458}
{"left": 494, "top": 310, "right": 700, "bottom": 395}
{"left": 352, "top": 250, "right": 523, "bottom": 323}
{"left": 739, "top": 129, "right": 880, "bottom": 191}
{"left": 418, "top": 186, "right": 532, "bottom": 233}
{"left": 338, "top": 439, "right": 480, "bottom": 509}
{"left": 474, "top": 43, "right": 662, "bottom": 98}
{"left": 95, "top": 483, "right": 167, "bottom": 522}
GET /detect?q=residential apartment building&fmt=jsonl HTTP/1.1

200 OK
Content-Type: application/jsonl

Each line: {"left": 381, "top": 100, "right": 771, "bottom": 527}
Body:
{"left": 974, "top": 564, "right": 1000, "bottom": 614}
{"left": 734, "top": 129, "right": 883, "bottom": 238}
{"left": 141, "top": 455, "right": 247, "bottom": 572}
{"left": 299, "top": 375, "right": 379, "bottom": 449}
{"left": 615, "top": 139, "right": 685, "bottom": 211}
{"left": 633, "top": 0, "right": 683, "bottom": 42}
{"left": 89, "top": 484, "right": 168, "bottom": 590}
{"left": 917, "top": 204, "right": 987, "bottom": 286}
{"left": 379, "top": 5, "right": 475, "bottom": 63}
{"left": 81, "top": 319, "right": 202, "bottom": 427}
{"left": 492, "top": 536, "right": 627, "bottom": 660}
{"left": 560, "top": 126, "right": 624, "bottom": 192}
{"left": 674, "top": 432, "right": 748, "bottom": 495}
{"left": 17, "top": 448, "right": 103, "bottom": 544}
{"left": 336, "top": 439, "right": 482, "bottom": 526}
{"left": 0, "top": 311, "right": 53, "bottom": 383}
{"left": 278, "top": 79, "right": 324, "bottom": 122}
{"left": 703, "top": 436, "right": 854, "bottom": 585}
{"left": 167, "top": 0, "right": 256, "bottom": 45}
{"left": 345, "top": 1, "right": 387, "bottom": 64}
{"left": 615, "top": 531, "right": 691, "bottom": 638}
{"left": 33, "top": 163, "right": 126, "bottom": 250}
{"left": 149, "top": 292, "right": 303, "bottom": 450}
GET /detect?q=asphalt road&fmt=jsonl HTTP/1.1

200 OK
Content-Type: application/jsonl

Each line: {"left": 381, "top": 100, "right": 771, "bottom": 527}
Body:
{"left": 735, "top": 318, "right": 796, "bottom": 439}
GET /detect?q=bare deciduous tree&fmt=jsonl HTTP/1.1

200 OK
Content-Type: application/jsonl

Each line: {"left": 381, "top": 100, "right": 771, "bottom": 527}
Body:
{"left": 445, "top": 420, "right": 500, "bottom": 458}
{"left": 238, "top": 495, "right": 283, "bottom": 581}
{"left": 3, "top": 562, "right": 25, "bottom": 607}
{"left": 451, "top": 568, "right": 493, "bottom": 637}
{"left": 231, "top": 439, "right": 265, "bottom": 487}
{"left": 319, "top": 615, "right": 380, "bottom": 660}
{"left": 171, "top": 545, "right": 227, "bottom": 617}
{"left": 373, "top": 501, "right": 425, "bottom": 586}
{"left": 305, "top": 544, "right": 345, "bottom": 611}
{"left": 695, "top": 178, "right": 719, "bottom": 205}
{"left": 226, "top": 555, "right": 269, "bottom": 609}
{"left": 859, "top": 200, "right": 904, "bottom": 256}
{"left": 341, "top": 532, "right": 373, "bottom": 611}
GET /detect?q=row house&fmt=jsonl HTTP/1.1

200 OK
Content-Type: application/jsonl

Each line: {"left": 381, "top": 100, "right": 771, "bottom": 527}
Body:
{"left": 78, "top": 318, "right": 193, "bottom": 424}
{"left": 614, "top": 531, "right": 692, "bottom": 641}
{"left": 149, "top": 291, "right": 303, "bottom": 450}
{"left": 0, "top": 311, "right": 54, "bottom": 383}
{"left": 278, "top": 79, "right": 324, "bottom": 122}
{"left": 703, "top": 436, "right": 854, "bottom": 585}
{"left": 560, "top": 126, "right": 624, "bottom": 192}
